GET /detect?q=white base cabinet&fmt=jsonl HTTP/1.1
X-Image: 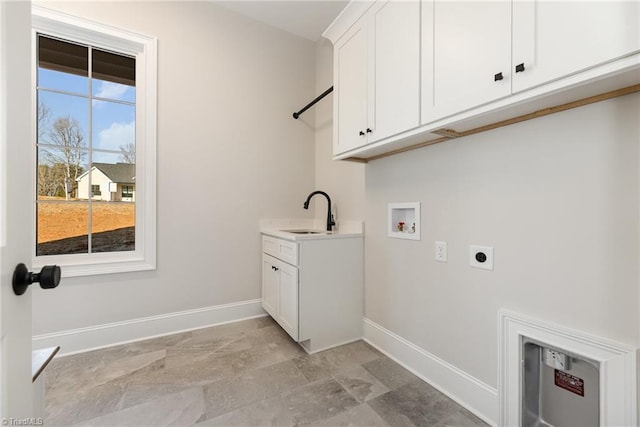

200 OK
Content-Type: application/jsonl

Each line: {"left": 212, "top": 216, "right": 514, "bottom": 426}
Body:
{"left": 261, "top": 234, "right": 364, "bottom": 353}
{"left": 262, "top": 254, "right": 298, "bottom": 339}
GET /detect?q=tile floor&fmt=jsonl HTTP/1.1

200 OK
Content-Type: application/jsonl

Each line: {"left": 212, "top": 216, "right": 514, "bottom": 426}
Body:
{"left": 45, "top": 316, "right": 487, "bottom": 426}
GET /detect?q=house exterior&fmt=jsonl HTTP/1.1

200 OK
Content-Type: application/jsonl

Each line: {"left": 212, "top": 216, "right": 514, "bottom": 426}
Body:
{"left": 76, "top": 162, "right": 135, "bottom": 202}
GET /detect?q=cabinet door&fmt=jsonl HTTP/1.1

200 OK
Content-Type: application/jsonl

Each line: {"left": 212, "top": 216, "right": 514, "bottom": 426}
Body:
{"left": 261, "top": 254, "right": 278, "bottom": 319}
{"left": 433, "top": 1, "right": 511, "bottom": 118}
{"left": 334, "top": 17, "right": 368, "bottom": 155}
{"left": 277, "top": 262, "right": 299, "bottom": 340}
{"left": 369, "top": 0, "right": 420, "bottom": 142}
{"left": 421, "top": 0, "right": 435, "bottom": 124}
{"left": 512, "top": 1, "right": 640, "bottom": 93}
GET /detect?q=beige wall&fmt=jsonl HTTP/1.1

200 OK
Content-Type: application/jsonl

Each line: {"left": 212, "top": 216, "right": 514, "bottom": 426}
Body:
{"left": 364, "top": 92, "right": 640, "bottom": 387}
{"left": 32, "top": 1, "right": 317, "bottom": 334}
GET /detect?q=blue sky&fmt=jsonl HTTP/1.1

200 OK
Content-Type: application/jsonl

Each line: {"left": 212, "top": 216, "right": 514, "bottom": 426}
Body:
{"left": 37, "top": 68, "right": 135, "bottom": 164}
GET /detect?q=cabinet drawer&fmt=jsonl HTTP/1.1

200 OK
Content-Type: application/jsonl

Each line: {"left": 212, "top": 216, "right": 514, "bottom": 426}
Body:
{"left": 263, "top": 235, "right": 298, "bottom": 266}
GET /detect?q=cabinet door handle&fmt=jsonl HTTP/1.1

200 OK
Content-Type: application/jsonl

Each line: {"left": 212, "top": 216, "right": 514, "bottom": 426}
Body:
{"left": 359, "top": 130, "right": 365, "bottom": 136}
{"left": 494, "top": 72, "right": 503, "bottom": 81}
{"left": 366, "top": 128, "right": 372, "bottom": 133}
{"left": 273, "top": 266, "right": 279, "bottom": 271}
{"left": 515, "top": 63, "right": 525, "bottom": 73}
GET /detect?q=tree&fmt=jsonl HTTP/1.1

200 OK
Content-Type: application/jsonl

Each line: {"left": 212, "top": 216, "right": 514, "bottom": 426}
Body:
{"left": 37, "top": 163, "right": 83, "bottom": 198}
{"left": 119, "top": 142, "right": 135, "bottom": 164}
{"left": 42, "top": 115, "right": 87, "bottom": 200}
{"left": 38, "top": 164, "right": 63, "bottom": 197}
{"left": 37, "top": 101, "right": 51, "bottom": 140}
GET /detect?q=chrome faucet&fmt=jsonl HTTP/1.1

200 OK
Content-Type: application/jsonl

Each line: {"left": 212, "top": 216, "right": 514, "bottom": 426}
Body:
{"left": 303, "top": 191, "right": 335, "bottom": 232}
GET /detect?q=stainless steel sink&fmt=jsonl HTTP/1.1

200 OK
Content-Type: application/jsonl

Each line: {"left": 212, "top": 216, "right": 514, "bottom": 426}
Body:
{"left": 280, "top": 230, "right": 325, "bottom": 235}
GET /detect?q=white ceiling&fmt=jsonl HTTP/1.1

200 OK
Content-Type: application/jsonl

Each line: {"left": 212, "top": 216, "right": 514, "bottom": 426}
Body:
{"left": 213, "top": 1, "right": 349, "bottom": 41}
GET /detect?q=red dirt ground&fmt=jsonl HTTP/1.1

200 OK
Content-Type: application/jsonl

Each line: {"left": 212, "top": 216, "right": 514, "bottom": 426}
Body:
{"left": 37, "top": 197, "right": 134, "bottom": 243}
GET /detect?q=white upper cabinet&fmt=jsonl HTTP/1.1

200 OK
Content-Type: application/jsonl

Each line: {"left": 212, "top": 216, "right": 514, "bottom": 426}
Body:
{"left": 425, "top": 0, "right": 640, "bottom": 122}
{"left": 331, "top": 0, "right": 420, "bottom": 155}
{"left": 335, "top": 17, "right": 369, "bottom": 154}
{"left": 325, "top": 0, "right": 640, "bottom": 160}
{"left": 512, "top": 0, "right": 640, "bottom": 93}
{"left": 424, "top": 0, "right": 512, "bottom": 122}
{"left": 370, "top": 0, "right": 421, "bottom": 142}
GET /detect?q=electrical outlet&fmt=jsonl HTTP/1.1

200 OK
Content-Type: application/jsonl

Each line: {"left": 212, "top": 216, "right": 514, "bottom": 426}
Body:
{"left": 435, "top": 241, "right": 447, "bottom": 262}
{"left": 469, "top": 245, "right": 494, "bottom": 270}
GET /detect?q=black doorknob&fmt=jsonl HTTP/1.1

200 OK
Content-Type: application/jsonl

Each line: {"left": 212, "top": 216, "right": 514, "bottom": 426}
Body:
{"left": 359, "top": 130, "right": 365, "bottom": 136}
{"left": 13, "top": 263, "right": 61, "bottom": 296}
{"left": 494, "top": 72, "right": 503, "bottom": 81}
{"left": 515, "top": 63, "right": 525, "bottom": 73}
{"left": 366, "top": 128, "right": 372, "bottom": 133}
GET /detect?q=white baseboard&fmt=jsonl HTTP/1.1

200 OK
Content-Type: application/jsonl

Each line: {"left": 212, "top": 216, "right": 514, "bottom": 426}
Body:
{"left": 33, "top": 299, "right": 266, "bottom": 356}
{"left": 363, "top": 317, "right": 498, "bottom": 426}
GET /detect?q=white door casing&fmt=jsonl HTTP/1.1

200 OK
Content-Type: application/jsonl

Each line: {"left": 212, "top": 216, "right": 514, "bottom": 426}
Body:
{"left": 0, "top": 0, "right": 35, "bottom": 418}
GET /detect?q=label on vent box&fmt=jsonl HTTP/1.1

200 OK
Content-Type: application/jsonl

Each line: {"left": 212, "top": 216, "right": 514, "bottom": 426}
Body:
{"left": 554, "top": 369, "right": 584, "bottom": 397}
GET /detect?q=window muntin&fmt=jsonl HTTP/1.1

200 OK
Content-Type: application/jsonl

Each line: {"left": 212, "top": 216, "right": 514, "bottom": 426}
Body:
{"left": 32, "top": 5, "right": 156, "bottom": 277}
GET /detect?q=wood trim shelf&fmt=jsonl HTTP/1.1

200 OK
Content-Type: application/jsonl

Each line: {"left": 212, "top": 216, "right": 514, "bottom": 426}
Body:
{"left": 342, "top": 83, "right": 640, "bottom": 164}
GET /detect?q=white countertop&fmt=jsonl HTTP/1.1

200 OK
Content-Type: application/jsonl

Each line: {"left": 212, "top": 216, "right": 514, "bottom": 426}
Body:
{"left": 261, "top": 229, "right": 363, "bottom": 241}
{"left": 260, "top": 218, "right": 364, "bottom": 242}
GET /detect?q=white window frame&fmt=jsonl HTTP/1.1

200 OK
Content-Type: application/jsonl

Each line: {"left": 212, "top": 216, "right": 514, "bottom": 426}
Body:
{"left": 32, "top": 6, "right": 157, "bottom": 277}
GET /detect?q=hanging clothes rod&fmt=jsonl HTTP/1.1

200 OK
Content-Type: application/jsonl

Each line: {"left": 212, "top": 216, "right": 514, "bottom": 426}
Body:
{"left": 292, "top": 86, "right": 333, "bottom": 119}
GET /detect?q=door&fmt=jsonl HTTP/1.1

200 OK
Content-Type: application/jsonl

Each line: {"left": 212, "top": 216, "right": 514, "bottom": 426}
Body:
{"left": 512, "top": 0, "right": 640, "bottom": 93}
{"left": 433, "top": 1, "right": 511, "bottom": 118}
{"left": 370, "top": 0, "right": 420, "bottom": 142}
{"left": 261, "top": 254, "right": 278, "bottom": 319}
{"left": 334, "top": 16, "right": 368, "bottom": 155}
{"left": 277, "top": 262, "right": 298, "bottom": 341}
{"left": 0, "top": 0, "right": 36, "bottom": 418}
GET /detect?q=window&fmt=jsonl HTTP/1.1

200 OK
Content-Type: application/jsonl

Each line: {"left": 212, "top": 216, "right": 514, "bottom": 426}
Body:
{"left": 32, "top": 6, "right": 156, "bottom": 276}
{"left": 121, "top": 185, "right": 133, "bottom": 199}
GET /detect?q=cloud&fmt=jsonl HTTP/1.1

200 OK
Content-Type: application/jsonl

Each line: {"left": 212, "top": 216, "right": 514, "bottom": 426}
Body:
{"left": 94, "top": 81, "right": 131, "bottom": 101}
{"left": 97, "top": 121, "right": 135, "bottom": 152}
